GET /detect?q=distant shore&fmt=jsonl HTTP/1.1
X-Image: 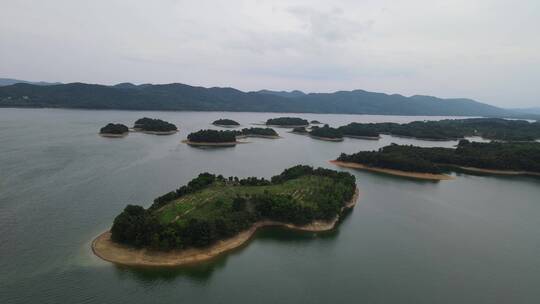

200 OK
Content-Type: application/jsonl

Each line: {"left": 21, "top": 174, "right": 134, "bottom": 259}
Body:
{"left": 92, "top": 188, "right": 359, "bottom": 267}
{"left": 330, "top": 160, "right": 453, "bottom": 181}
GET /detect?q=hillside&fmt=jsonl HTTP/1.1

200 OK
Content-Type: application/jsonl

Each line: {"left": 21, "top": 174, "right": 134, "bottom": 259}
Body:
{"left": 0, "top": 81, "right": 520, "bottom": 117}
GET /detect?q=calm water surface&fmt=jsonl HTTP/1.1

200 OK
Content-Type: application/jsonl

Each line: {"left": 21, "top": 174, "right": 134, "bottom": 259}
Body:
{"left": 0, "top": 108, "right": 539, "bottom": 303}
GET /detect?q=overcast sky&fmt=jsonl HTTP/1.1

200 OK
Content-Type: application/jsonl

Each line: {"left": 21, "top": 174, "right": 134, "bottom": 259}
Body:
{"left": 1, "top": 0, "right": 539, "bottom": 107}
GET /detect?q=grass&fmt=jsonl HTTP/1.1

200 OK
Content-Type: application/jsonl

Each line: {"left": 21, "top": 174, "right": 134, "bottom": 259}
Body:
{"left": 156, "top": 175, "right": 336, "bottom": 226}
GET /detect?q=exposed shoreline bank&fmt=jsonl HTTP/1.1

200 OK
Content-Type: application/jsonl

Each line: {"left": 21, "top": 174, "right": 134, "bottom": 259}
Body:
{"left": 330, "top": 160, "right": 453, "bottom": 181}
{"left": 92, "top": 188, "right": 359, "bottom": 267}
{"left": 99, "top": 133, "right": 128, "bottom": 138}
{"left": 455, "top": 166, "right": 540, "bottom": 177}
{"left": 212, "top": 124, "right": 240, "bottom": 128}
{"left": 309, "top": 135, "right": 344, "bottom": 142}
{"left": 343, "top": 135, "right": 381, "bottom": 140}
{"left": 181, "top": 139, "right": 246, "bottom": 147}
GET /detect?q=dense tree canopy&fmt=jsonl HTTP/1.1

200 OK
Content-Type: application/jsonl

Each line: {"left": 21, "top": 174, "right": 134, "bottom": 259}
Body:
{"left": 239, "top": 127, "right": 278, "bottom": 137}
{"left": 110, "top": 165, "right": 356, "bottom": 251}
{"left": 338, "top": 123, "right": 380, "bottom": 138}
{"left": 336, "top": 118, "right": 540, "bottom": 141}
{"left": 338, "top": 141, "right": 540, "bottom": 173}
{"left": 266, "top": 117, "right": 309, "bottom": 126}
{"left": 187, "top": 129, "right": 237, "bottom": 143}
{"left": 99, "top": 123, "right": 128, "bottom": 135}
{"left": 212, "top": 118, "right": 240, "bottom": 126}
{"left": 134, "top": 117, "right": 177, "bottom": 132}
{"left": 292, "top": 126, "right": 308, "bottom": 134}
{"left": 310, "top": 124, "right": 343, "bottom": 139}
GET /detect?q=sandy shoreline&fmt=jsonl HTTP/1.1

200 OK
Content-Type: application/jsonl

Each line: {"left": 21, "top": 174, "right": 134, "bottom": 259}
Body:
{"left": 92, "top": 188, "right": 359, "bottom": 267}
{"left": 309, "top": 135, "right": 344, "bottom": 142}
{"left": 236, "top": 134, "right": 280, "bottom": 139}
{"left": 212, "top": 124, "right": 240, "bottom": 128}
{"left": 343, "top": 135, "right": 381, "bottom": 140}
{"left": 330, "top": 160, "right": 453, "bottom": 181}
{"left": 181, "top": 140, "right": 246, "bottom": 147}
{"left": 456, "top": 166, "right": 540, "bottom": 177}
{"left": 99, "top": 133, "right": 128, "bottom": 138}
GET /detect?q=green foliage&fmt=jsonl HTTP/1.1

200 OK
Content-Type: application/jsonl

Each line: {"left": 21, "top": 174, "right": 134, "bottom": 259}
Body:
{"left": 99, "top": 123, "right": 128, "bottom": 134}
{"left": 187, "top": 129, "right": 237, "bottom": 143}
{"left": 134, "top": 117, "right": 177, "bottom": 132}
{"left": 337, "top": 118, "right": 540, "bottom": 141}
{"left": 240, "top": 127, "right": 278, "bottom": 136}
{"left": 212, "top": 118, "right": 240, "bottom": 126}
{"left": 292, "top": 127, "right": 308, "bottom": 133}
{"left": 310, "top": 124, "right": 343, "bottom": 139}
{"left": 266, "top": 117, "right": 309, "bottom": 126}
{"left": 338, "top": 141, "right": 540, "bottom": 173}
{"left": 110, "top": 165, "right": 356, "bottom": 251}
{"left": 338, "top": 123, "right": 380, "bottom": 138}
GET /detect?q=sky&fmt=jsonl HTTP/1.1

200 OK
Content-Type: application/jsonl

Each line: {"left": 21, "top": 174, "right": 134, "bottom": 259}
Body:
{"left": 1, "top": 0, "right": 539, "bottom": 108}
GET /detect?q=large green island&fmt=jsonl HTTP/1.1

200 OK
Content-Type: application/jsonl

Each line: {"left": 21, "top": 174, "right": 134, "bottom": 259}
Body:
{"left": 265, "top": 117, "right": 309, "bottom": 127}
{"left": 183, "top": 129, "right": 241, "bottom": 147}
{"left": 134, "top": 117, "right": 178, "bottom": 135}
{"left": 99, "top": 123, "right": 129, "bottom": 137}
{"left": 332, "top": 141, "right": 540, "bottom": 180}
{"left": 92, "top": 165, "right": 359, "bottom": 266}
{"left": 337, "top": 118, "right": 540, "bottom": 141}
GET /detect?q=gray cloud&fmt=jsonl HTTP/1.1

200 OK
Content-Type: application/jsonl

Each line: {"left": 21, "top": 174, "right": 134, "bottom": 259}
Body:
{"left": 0, "top": 0, "right": 538, "bottom": 107}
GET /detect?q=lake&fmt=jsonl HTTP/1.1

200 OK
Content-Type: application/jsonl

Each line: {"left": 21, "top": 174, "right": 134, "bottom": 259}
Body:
{"left": 1, "top": 108, "right": 539, "bottom": 303}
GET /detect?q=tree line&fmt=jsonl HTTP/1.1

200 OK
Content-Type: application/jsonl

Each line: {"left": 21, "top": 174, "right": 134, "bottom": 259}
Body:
{"left": 338, "top": 141, "right": 540, "bottom": 174}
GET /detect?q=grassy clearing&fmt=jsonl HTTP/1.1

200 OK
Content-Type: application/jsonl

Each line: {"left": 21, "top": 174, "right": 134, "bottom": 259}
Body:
{"left": 156, "top": 175, "right": 335, "bottom": 225}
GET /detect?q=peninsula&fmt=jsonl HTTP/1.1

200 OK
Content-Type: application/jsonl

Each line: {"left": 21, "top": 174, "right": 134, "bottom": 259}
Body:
{"left": 333, "top": 141, "right": 540, "bottom": 180}
{"left": 99, "top": 123, "right": 129, "bottom": 137}
{"left": 133, "top": 117, "right": 178, "bottom": 135}
{"left": 92, "top": 165, "right": 358, "bottom": 266}
{"left": 336, "top": 118, "right": 540, "bottom": 141}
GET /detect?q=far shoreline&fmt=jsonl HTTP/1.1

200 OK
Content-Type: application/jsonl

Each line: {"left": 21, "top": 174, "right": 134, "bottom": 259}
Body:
{"left": 91, "top": 188, "right": 359, "bottom": 267}
{"left": 330, "top": 160, "right": 453, "bottom": 181}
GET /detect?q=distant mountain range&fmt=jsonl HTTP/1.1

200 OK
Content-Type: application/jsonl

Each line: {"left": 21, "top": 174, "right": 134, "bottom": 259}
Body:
{"left": 0, "top": 78, "right": 62, "bottom": 87}
{"left": 0, "top": 79, "right": 535, "bottom": 118}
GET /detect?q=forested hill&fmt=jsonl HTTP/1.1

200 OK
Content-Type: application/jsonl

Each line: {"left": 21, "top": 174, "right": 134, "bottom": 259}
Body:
{"left": 0, "top": 81, "right": 522, "bottom": 117}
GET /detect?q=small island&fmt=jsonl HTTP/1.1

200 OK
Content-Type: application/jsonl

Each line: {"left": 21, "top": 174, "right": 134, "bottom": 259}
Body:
{"left": 237, "top": 127, "right": 279, "bottom": 139}
{"left": 332, "top": 140, "right": 540, "bottom": 180}
{"left": 309, "top": 124, "right": 344, "bottom": 142}
{"left": 183, "top": 129, "right": 241, "bottom": 147}
{"left": 92, "top": 165, "right": 359, "bottom": 267}
{"left": 99, "top": 123, "right": 129, "bottom": 137}
{"left": 212, "top": 118, "right": 240, "bottom": 128}
{"left": 338, "top": 123, "right": 381, "bottom": 140}
{"left": 265, "top": 117, "right": 309, "bottom": 128}
{"left": 310, "top": 120, "right": 322, "bottom": 124}
{"left": 291, "top": 126, "right": 309, "bottom": 134}
{"left": 133, "top": 117, "right": 178, "bottom": 135}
